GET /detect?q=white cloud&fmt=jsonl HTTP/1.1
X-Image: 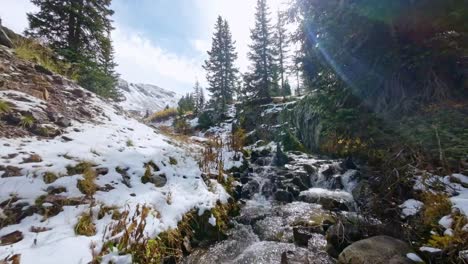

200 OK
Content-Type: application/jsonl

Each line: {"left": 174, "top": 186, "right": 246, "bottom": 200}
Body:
{"left": 0, "top": 0, "right": 36, "bottom": 33}
{"left": 112, "top": 26, "right": 203, "bottom": 93}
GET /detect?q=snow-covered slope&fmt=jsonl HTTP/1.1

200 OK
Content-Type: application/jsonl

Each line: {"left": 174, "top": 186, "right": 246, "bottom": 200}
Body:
{"left": 0, "top": 46, "right": 227, "bottom": 263}
{"left": 117, "top": 79, "right": 179, "bottom": 116}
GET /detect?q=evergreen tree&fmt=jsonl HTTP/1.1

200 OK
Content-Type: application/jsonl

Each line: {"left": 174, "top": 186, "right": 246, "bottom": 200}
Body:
{"left": 26, "top": 0, "right": 118, "bottom": 98}
{"left": 274, "top": 11, "right": 289, "bottom": 97}
{"left": 193, "top": 80, "right": 201, "bottom": 114}
{"left": 198, "top": 87, "right": 205, "bottom": 112}
{"left": 203, "top": 16, "right": 238, "bottom": 113}
{"left": 246, "top": 0, "right": 276, "bottom": 99}
{"left": 283, "top": 78, "right": 292, "bottom": 96}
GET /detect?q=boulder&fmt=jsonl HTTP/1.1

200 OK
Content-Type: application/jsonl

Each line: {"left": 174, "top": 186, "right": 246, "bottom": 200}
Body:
{"left": 299, "top": 188, "right": 354, "bottom": 211}
{"left": 338, "top": 236, "right": 412, "bottom": 264}
{"left": 241, "top": 180, "right": 260, "bottom": 199}
{"left": 275, "top": 190, "right": 294, "bottom": 203}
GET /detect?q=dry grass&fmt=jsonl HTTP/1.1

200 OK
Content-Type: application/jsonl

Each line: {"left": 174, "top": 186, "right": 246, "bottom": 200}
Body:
{"left": 77, "top": 167, "right": 98, "bottom": 197}
{"left": 147, "top": 108, "right": 178, "bottom": 123}
{"left": 75, "top": 212, "right": 96, "bottom": 236}
{"left": 13, "top": 38, "right": 77, "bottom": 79}
{"left": 0, "top": 100, "right": 12, "bottom": 114}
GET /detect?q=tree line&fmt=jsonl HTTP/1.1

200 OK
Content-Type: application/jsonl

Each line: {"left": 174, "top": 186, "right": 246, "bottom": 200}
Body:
{"left": 182, "top": 0, "right": 294, "bottom": 118}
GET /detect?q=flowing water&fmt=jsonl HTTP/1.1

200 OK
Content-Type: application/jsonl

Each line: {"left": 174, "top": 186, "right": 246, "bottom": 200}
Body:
{"left": 184, "top": 150, "right": 362, "bottom": 264}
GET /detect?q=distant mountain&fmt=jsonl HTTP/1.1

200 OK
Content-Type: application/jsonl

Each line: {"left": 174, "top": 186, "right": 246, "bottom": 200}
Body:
{"left": 116, "top": 79, "right": 180, "bottom": 115}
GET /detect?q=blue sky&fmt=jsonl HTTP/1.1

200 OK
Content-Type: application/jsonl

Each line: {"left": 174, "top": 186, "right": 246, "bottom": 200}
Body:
{"left": 1, "top": 0, "right": 288, "bottom": 94}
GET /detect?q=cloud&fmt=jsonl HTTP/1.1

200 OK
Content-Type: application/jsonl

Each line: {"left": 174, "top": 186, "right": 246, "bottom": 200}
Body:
{"left": 112, "top": 26, "right": 203, "bottom": 93}
{"left": 0, "top": 0, "right": 36, "bottom": 33}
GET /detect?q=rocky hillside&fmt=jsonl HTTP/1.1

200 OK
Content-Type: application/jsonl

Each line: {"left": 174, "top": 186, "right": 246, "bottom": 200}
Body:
{"left": 117, "top": 79, "right": 179, "bottom": 116}
{"left": 0, "top": 45, "right": 228, "bottom": 263}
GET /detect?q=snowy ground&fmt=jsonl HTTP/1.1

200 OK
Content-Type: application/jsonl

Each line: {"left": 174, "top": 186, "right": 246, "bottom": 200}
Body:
{"left": 0, "top": 89, "right": 228, "bottom": 263}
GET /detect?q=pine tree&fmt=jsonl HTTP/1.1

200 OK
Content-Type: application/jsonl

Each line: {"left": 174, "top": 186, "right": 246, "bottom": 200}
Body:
{"left": 26, "top": 0, "right": 118, "bottom": 98}
{"left": 198, "top": 87, "right": 205, "bottom": 112}
{"left": 275, "top": 11, "right": 289, "bottom": 97}
{"left": 246, "top": 0, "right": 276, "bottom": 99}
{"left": 203, "top": 16, "right": 238, "bottom": 114}
{"left": 193, "top": 80, "right": 202, "bottom": 114}
{"left": 283, "top": 78, "right": 292, "bottom": 96}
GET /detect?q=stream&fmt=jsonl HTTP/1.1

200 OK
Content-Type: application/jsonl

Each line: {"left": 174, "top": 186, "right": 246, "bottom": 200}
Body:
{"left": 184, "top": 149, "right": 366, "bottom": 264}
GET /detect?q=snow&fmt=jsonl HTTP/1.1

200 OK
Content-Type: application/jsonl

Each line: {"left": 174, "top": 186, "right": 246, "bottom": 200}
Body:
{"left": 420, "top": 246, "right": 442, "bottom": 253}
{"left": 438, "top": 215, "right": 453, "bottom": 229}
{"left": 399, "top": 199, "right": 424, "bottom": 218}
{"left": 0, "top": 89, "right": 228, "bottom": 263}
{"left": 208, "top": 215, "right": 217, "bottom": 226}
{"left": 117, "top": 79, "right": 179, "bottom": 115}
{"left": 406, "top": 253, "right": 424, "bottom": 263}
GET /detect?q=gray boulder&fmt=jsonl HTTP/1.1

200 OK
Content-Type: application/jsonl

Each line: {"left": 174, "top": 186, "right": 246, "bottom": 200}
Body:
{"left": 338, "top": 236, "right": 413, "bottom": 264}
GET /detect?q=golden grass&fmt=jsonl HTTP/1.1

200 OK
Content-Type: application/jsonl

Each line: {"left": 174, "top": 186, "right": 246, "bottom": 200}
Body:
{"left": 147, "top": 108, "right": 178, "bottom": 123}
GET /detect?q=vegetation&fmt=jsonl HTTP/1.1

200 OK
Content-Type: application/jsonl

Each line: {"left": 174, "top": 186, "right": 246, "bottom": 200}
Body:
{"left": 42, "top": 172, "right": 58, "bottom": 184}
{"left": 13, "top": 38, "right": 77, "bottom": 79}
{"left": 26, "top": 0, "right": 119, "bottom": 98}
{"left": 0, "top": 100, "right": 11, "bottom": 114}
{"left": 75, "top": 211, "right": 96, "bottom": 236}
{"left": 203, "top": 16, "right": 239, "bottom": 113}
{"left": 77, "top": 167, "right": 98, "bottom": 197}
{"left": 147, "top": 108, "right": 178, "bottom": 123}
{"left": 19, "top": 115, "right": 35, "bottom": 129}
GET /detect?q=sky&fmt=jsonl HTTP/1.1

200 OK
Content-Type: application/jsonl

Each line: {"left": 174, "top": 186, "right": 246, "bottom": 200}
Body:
{"left": 0, "top": 0, "right": 290, "bottom": 94}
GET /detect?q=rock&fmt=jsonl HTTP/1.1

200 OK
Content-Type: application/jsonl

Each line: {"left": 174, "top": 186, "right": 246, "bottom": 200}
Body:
{"left": 322, "top": 166, "right": 336, "bottom": 178}
{"left": 153, "top": 174, "right": 167, "bottom": 187}
{"left": 253, "top": 216, "right": 291, "bottom": 242}
{"left": 326, "top": 222, "right": 364, "bottom": 257}
{"left": 56, "top": 117, "right": 71, "bottom": 127}
{"left": 351, "top": 180, "right": 372, "bottom": 206}
{"left": 303, "top": 164, "right": 317, "bottom": 175}
{"left": 293, "top": 227, "right": 315, "bottom": 246}
{"left": 34, "top": 64, "right": 53, "bottom": 75}
{"left": 275, "top": 190, "right": 294, "bottom": 203}
{"left": 338, "top": 236, "right": 412, "bottom": 264}
{"left": 0, "top": 231, "right": 23, "bottom": 246}
{"left": 1, "top": 166, "right": 22, "bottom": 178}
{"left": 341, "top": 157, "right": 357, "bottom": 170}
{"left": 291, "top": 177, "right": 308, "bottom": 191}
{"left": 261, "top": 180, "right": 276, "bottom": 197}
{"left": 241, "top": 180, "right": 260, "bottom": 199}
{"left": 280, "top": 248, "right": 309, "bottom": 264}
{"left": 299, "top": 188, "right": 354, "bottom": 211}
{"left": 95, "top": 167, "right": 109, "bottom": 175}
{"left": 3, "top": 111, "right": 22, "bottom": 125}
{"left": 23, "top": 154, "right": 42, "bottom": 163}
{"left": 46, "top": 186, "right": 67, "bottom": 195}
{"left": 62, "top": 136, "right": 73, "bottom": 142}
{"left": 0, "top": 24, "right": 13, "bottom": 48}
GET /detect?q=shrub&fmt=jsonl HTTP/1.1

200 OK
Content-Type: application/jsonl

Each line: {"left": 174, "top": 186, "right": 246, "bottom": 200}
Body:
{"left": 147, "top": 108, "right": 178, "bottom": 123}
{"left": 0, "top": 100, "right": 11, "bottom": 114}
{"left": 43, "top": 172, "right": 58, "bottom": 184}
{"left": 67, "top": 161, "right": 95, "bottom": 176}
{"left": 126, "top": 139, "right": 134, "bottom": 147}
{"left": 421, "top": 192, "right": 452, "bottom": 227}
{"left": 198, "top": 111, "right": 215, "bottom": 129}
{"left": 19, "top": 115, "right": 35, "bottom": 129}
{"left": 174, "top": 118, "right": 191, "bottom": 135}
{"left": 75, "top": 212, "right": 96, "bottom": 236}
{"left": 77, "top": 167, "right": 98, "bottom": 197}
